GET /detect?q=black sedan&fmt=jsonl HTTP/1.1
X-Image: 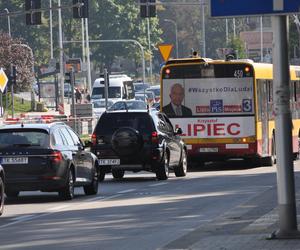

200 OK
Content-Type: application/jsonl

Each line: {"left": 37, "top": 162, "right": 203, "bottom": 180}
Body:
{"left": 0, "top": 122, "right": 99, "bottom": 200}
{"left": 0, "top": 164, "right": 4, "bottom": 216}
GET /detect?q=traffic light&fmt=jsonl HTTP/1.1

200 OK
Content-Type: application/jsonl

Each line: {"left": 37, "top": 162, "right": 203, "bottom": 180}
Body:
{"left": 73, "top": 0, "right": 89, "bottom": 19}
{"left": 140, "top": 0, "right": 156, "bottom": 18}
{"left": 9, "top": 65, "right": 17, "bottom": 86}
{"left": 65, "top": 72, "right": 71, "bottom": 84}
{"left": 65, "top": 72, "right": 75, "bottom": 85}
{"left": 25, "top": 0, "right": 42, "bottom": 25}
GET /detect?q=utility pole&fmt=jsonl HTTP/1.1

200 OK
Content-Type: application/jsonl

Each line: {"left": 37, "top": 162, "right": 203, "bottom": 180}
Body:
{"left": 147, "top": 18, "right": 153, "bottom": 84}
{"left": 58, "top": 0, "right": 65, "bottom": 114}
{"left": 271, "top": 14, "right": 300, "bottom": 239}
{"left": 201, "top": 1, "right": 206, "bottom": 57}
{"left": 85, "top": 18, "right": 92, "bottom": 93}
{"left": 49, "top": 0, "right": 53, "bottom": 59}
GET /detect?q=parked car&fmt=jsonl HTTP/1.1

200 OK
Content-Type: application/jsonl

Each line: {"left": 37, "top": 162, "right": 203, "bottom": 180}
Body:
{"left": 0, "top": 122, "right": 99, "bottom": 200}
{"left": 133, "top": 82, "right": 150, "bottom": 93}
{"left": 91, "top": 109, "right": 187, "bottom": 181}
{"left": 93, "top": 99, "right": 115, "bottom": 119}
{"left": 108, "top": 100, "right": 147, "bottom": 111}
{"left": 135, "top": 91, "right": 155, "bottom": 107}
{"left": 146, "top": 85, "right": 160, "bottom": 103}
{"left": 64, "top": 83, "right": 73, "bottom": 97}
{"left": 0, "top": 165, "right": 4, "bottom": 216}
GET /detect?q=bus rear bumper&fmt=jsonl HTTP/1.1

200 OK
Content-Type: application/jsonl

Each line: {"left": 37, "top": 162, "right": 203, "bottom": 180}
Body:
{"left": 187, "top": 142, "right": 257, "bottom": 160}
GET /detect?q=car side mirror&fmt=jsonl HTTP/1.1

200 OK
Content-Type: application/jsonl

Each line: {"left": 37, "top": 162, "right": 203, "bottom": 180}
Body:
{"left": 175, "top": 127, "right": 183, "bottom": 135}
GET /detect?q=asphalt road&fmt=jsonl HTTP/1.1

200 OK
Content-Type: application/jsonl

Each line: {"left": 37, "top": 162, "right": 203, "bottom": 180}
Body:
{"left": 0, "top": 160, "right": 299, "bottom": 250}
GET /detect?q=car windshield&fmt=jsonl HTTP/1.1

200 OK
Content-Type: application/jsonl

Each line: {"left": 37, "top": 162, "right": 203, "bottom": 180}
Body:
{"left": 108, "top": 101, "right": 147, "bottom": 111}
{"left": 147, "top": 87, "right": 160, "bottom": 97}
{"left": 93, "top": 100, "right": 114, "bottom": 108}
{"left": 136, "top": 92, "right": 154, "bottom": 99}
{"left": 135, "top": 95, "right": 146, "bottom": 102}
{"left": 0, "top": 129, "right": 49, "bottom": 147}
{"left": 134, "top": 83, "right": 150, "bottom": 92}
{"left": 92, "top": 87, "right": 121, "bottom": 99}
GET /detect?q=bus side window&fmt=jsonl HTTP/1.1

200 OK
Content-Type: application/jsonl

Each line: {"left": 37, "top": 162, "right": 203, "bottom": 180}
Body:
{"left": 267, "top": 80, "right": 273, "bottom": 103}
{"left": 257, "top": 80, "right": 262, "bottom": 122}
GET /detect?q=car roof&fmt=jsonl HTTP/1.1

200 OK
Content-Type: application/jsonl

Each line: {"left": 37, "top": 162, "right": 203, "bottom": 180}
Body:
{"left": 0, "top": 122, "right": 66, "bottom": 132}
{"left": 147, "top": 85, "right": 160, "bottom": 89}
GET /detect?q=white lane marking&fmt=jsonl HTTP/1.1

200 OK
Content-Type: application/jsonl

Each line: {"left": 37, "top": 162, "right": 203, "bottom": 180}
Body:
{"left": 11, "top": 215, "right": 36, "bottom": 221}
{"left": 0, "top": 194, "right": 122, "bottom": 229}
{"left": 117, "top": 189, "right": 136, "bottom": 194}
{"left": 149, "top": 182, "right": 168, "bottom": 187}
{"left": 46, "top": 205, "right": 69, "bottom": 212}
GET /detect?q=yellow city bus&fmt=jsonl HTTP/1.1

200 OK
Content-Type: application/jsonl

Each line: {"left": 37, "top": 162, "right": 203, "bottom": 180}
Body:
{"left": 160, "top": 57, "right": 300, "bottom": 166}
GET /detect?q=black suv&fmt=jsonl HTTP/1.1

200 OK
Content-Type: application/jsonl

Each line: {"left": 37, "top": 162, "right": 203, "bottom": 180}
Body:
{"left": 0, "top": 122, "right": 99, "bottom": 200}
{"left": 91, "top": 109, "right": 187, "bottom": 180}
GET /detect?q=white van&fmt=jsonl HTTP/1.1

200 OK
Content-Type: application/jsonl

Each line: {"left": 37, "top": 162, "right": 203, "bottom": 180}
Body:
{"left": 91, "top": 74, "right": 134, "bottom": 102}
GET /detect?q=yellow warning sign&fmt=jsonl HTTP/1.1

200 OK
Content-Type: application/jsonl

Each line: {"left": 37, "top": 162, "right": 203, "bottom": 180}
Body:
{"left": 0, "top": 68, "right": 8, "bottom": 93}
{"left": 158, "top": 44, "right": 173, "bottom": 62}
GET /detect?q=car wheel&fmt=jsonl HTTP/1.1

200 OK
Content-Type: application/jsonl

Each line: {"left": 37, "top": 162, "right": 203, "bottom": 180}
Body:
{"left": 112, "top": 169, "right": 125, "bottom": 179}
{"left": 156, "top": 152, "right": 169, "bottom": 180}
{"left": 5, "top": 190, "right": 19, "bottom": 198}
{"left": 174, "top": 150, "right": 187, "bottom": 177}
{"left": 98, "top": 169, "right": 106, "bottom": 182}
{"left": 262, "top": 135, "right": 276, "bottom": 166}
{"left": 0, "top": 177, "right": 4, "bottom": 216}
{"left": 59, "top": 169, "right": 74, "bottom": 200}
{"left": 84, "top": 167, "right": 99, "bottom": 195}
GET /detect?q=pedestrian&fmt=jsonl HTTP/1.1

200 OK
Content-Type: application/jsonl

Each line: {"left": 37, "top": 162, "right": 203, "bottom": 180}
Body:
{"left": 84, "top": 88, "right": 91, "bottom": 103}
{"left": 75, "top": 88, "right": 82, "bottom": 104}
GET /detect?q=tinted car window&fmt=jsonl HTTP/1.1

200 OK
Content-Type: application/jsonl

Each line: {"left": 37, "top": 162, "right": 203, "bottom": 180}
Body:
{"left": 96, "top": 113, "right": 153, "bottom": 135}
{"left": 67, "top": 128, "right": 81, "bottom": 146}
{"left": 60, "top": 127, "right": 75, "bottom": 146}
{"left": 52, "top": 129, "right": 65, "bottom": 146}
{"left": 162, "top": 114, "right": 174, "bottom": 133}
{"left": 0, "top": 129, "right": 49, "bottom": 147}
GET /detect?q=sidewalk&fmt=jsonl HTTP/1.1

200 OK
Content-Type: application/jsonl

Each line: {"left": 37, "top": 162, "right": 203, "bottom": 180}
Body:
{"left": 162, "top": 169, "right": 300, "bottom": 250}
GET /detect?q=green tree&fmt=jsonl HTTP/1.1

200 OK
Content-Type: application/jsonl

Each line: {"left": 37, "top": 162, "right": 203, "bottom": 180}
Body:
{"left": 228, "top": 37, "right": 247, "bottom": 59}
{"left": 0, "top": 32, "right": 34, "bottom": 91}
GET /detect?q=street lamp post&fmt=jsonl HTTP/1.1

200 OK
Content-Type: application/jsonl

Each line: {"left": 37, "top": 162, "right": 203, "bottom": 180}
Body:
{"left": 164, "top": 19, "right": 178, "bottom": 58}
{"left": 3, "top": 8, "right": 11, "bottom": 37}
{"left": 49, "top": 0, "right": 53, "bottom": 59}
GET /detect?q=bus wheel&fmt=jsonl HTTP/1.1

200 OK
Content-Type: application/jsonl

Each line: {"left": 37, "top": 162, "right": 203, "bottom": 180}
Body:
{"left": 262, "top": 136, "right": 276, "bottom": 166}
{"left": 294, "top": 135, "right": 300, "bottom": 160}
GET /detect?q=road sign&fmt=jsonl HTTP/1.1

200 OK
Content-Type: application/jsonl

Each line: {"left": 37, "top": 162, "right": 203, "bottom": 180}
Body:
{"left": 210, "top": 0, "right": 300, "bottom": 18}
{"left": 0, "top": 68, "right": 8, "bottom": 93}
{"left": 158, "top": 44, "right": 173, "bottom": 62}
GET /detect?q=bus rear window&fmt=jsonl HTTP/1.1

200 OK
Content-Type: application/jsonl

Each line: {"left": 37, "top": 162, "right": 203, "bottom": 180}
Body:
{"left": 162, "top": 63, "right": 254, "bottom": 79}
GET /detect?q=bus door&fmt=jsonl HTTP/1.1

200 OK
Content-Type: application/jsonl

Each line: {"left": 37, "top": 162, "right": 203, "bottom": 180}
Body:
{"left": 258, "top": 80, "right": 269, "bottom": 156}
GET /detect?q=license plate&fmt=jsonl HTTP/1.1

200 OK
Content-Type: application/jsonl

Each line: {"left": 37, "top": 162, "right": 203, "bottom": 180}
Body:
{"left": 199, "top": 148, "right": 218, "bottom": 153}
{"left": 1, "top": 157, "right": 28, "bottom": 164}
{"left": 98, "top": 159, "right": 120, "bottom": 165}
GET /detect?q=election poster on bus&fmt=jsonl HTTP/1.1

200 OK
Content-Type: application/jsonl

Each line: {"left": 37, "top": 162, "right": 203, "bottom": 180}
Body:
{"left": 162, "top": 77, "right": 254, "bottom": 117}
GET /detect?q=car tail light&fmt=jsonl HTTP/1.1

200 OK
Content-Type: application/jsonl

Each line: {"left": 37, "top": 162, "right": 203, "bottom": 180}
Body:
{"left": 92, "top": 133, "right": 97, "bottom": 145}
{"left": 50, "top": 151, "right": 63, "bottom": 164}
{"left": 151, "top": 131, "right": 159, "bottom": 144}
